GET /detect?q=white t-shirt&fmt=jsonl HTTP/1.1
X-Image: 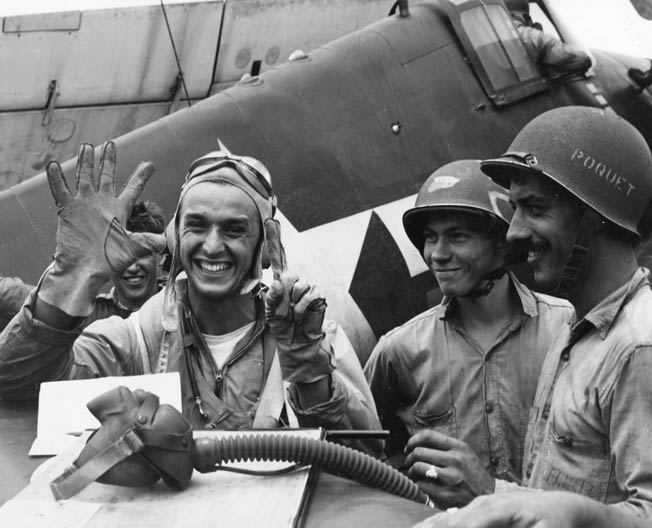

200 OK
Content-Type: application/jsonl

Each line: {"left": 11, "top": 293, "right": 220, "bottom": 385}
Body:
{"left": 202, "top": 322, "right": 255, "bottom": 370}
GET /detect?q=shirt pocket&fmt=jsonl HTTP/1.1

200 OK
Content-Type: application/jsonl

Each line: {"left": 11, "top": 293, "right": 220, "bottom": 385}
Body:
{"left": 411, "top": 403, "right": 457, "bottom": 438}
{"left": 536, "top": 415, "right": 611, "bottom": 501}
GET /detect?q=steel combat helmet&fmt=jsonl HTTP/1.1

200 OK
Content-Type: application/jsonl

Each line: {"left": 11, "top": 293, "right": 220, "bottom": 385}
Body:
{"left": 403, "top": 159, "right": 513, "bottom": 252}
{"left": 403, "top": 160, "right": 515, "bottom": 298}
{"left": 481, "top": 106, "right": 652, "bottom": 294}
{"left": 481, "top": 106, "right": 652, "bottom": 237}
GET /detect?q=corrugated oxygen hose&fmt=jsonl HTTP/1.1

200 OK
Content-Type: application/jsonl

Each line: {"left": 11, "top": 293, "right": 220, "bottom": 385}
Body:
{"left": 193, "top": 433, "right": 432, "bottom": 506}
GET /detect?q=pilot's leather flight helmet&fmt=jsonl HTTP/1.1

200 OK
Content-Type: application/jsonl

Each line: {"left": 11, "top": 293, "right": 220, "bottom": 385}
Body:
{"left": 481, "top": 106, "right": 652, "bottom": 295}
{"left": 162, "top": 141, "right": 277, "bottom": 331}
{"left": 402, "top": 159, "right": 518, "bottom": 298}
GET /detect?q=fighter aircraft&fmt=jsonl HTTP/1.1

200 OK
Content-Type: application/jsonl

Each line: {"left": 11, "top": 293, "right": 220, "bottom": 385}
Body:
{"left": 1, "top": 0, "right": 651, "bottom": 362}
{"left": 0, "top": 0, "right": 391, "bottom": 189}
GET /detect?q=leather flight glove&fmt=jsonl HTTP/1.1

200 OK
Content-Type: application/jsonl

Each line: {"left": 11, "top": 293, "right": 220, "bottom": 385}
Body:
{"left": 264, "top": 220, "right": 334, "bottom": 384}
{"left": 38, "top": 142, "right": 166, "bottom": 317}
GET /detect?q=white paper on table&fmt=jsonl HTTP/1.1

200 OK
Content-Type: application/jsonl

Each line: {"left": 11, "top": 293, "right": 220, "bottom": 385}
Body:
{"left": 29, "top": 372, "right": 181, "bottom": 456}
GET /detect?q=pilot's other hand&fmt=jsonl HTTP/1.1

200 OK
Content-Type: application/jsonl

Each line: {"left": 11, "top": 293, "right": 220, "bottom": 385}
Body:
{"left": 405, "top": 430, "right": 495, "bottom": 509}
{"left": 264, "top": 220, "right": 333, "bottom": 383}
{"left": 39, "top": 142, "right": 165, "bottom": 316}
{"left": 265, "top": 272, "right": 334, "bottom": 383}
{"left": 412, "top": 492, "right": 588, "bottom": 528}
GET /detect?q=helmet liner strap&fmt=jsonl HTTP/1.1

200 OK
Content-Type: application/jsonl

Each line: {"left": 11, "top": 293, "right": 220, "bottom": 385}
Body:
{"left": 555, "top": 209, "right": 600, "bottom": 296}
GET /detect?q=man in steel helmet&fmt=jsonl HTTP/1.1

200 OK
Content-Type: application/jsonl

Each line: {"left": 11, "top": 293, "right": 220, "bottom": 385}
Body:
{"left": 0, "top": 142, "right": 380, "bottom": 446}
{"left": 415, "top": 107, "right": 652, "bottom": 527}
{"left": 364, "top": 160, "right": 573, "bottom": 505}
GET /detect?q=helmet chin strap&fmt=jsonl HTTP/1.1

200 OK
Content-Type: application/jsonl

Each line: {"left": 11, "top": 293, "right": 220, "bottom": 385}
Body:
{"left": 461, "top": 266, "right": 508, "bottom": 299}
{"left": 553, "top": 209, "right": 601, "bottom": 298}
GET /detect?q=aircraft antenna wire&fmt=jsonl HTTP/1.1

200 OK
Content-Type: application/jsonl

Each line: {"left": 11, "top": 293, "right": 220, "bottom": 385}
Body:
{"left": 160, "top": 0, "right": 192, "bottom": 107}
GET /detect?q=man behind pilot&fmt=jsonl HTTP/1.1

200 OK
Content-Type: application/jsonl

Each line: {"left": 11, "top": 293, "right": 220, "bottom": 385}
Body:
{"left": 0, "top": 142, "right": 380, "bottom": 443}
{"left": 412, "top": 107, "right": 652, "bottom": 527}
{"left": 0, "top": 200, "right": 165, "bottom": 332}
{"left": 364, "top": 160, "right": 573, "bottom": 492}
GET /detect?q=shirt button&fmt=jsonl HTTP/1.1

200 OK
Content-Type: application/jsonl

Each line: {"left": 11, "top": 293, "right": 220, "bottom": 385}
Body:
{"left": 560, "top": 435, "right": 574, "bottom": 448}
{"left": 526, "top": 465, "right": 533, "bottom": 478}
{"left": 560, "top": 350, "right": 570, "bottom": 361}
{"left": 485, "top": 402, "right": 494, "bottom": 414}
{"left": 542, "top": 408, "right": 550, "bottom": 420}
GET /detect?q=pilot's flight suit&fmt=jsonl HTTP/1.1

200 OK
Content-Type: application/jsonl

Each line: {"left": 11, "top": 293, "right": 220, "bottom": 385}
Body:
{"left": 0, "top": 277, "right": 151, "bottom": 331}
{"left": 0, "top": 276, "right": 32, "bottom": 330}
{"left": 0, "top": 278, "right": 381, "bottom": 453}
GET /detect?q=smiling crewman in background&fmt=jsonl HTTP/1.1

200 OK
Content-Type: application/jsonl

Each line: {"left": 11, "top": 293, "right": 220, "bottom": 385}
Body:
{"left": 88, "top": 199, "right": 166, "bottom": 324}
{"left": 0, "top": 200, "right": 165, "bottom": 333}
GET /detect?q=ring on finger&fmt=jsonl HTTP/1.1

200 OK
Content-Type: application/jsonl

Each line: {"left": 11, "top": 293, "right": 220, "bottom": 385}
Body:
{"left": 424, "top": 465, "right": 439, "bottom": 481}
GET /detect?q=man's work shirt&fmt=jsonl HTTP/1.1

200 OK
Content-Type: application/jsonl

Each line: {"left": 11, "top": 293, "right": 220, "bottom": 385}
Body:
{"left": 523, "top": 268, "right": 652, "bottom": 519}
{"left": 364, "top": 274, "right": 573, "bottom": 481}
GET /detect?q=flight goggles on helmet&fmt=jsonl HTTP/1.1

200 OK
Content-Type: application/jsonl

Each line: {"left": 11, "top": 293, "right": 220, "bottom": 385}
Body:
{"left": 183, "top": 148, "right": 277, "bottom": 214}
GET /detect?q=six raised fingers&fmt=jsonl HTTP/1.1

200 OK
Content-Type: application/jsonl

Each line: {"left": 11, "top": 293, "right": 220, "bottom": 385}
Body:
{"left": 46, "top": 161, "right": 71, "bottom": 209}
{"left": 98, "top": 141, "right": 117, "bottom": 194}
{"left": 75, "top": 143, "right": 96, "bottom": 195}
{"left": 118, "top": 161, "right": 155, "bottom": 210}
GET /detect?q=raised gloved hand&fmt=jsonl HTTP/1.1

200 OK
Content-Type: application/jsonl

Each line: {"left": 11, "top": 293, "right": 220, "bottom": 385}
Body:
{"left": 263, "top": 219, "right": 334, "bottom": 384}
{"left": 38, "top": 142, "right": 166, "bottom": 317}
